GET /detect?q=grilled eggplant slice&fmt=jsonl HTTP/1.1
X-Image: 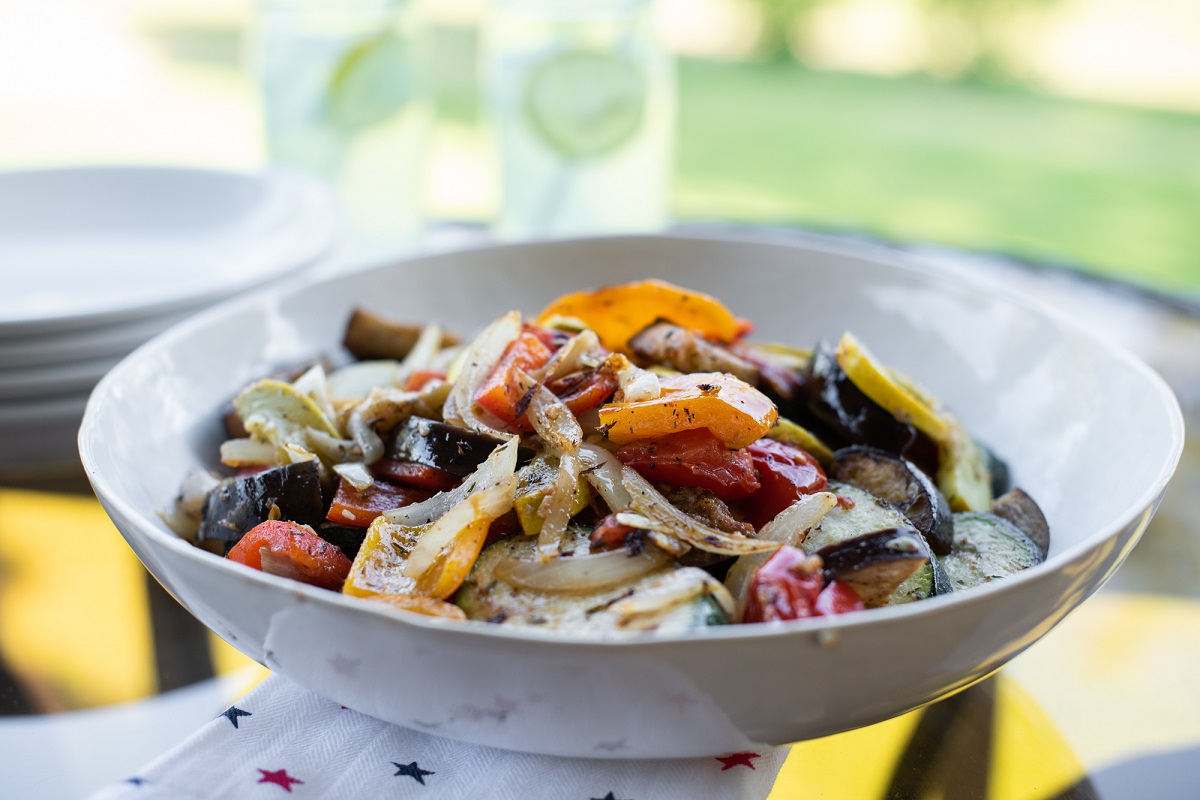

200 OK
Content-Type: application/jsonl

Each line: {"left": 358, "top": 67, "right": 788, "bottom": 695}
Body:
{"left": 816, "top": 528, "right": 932, "bottom": 608}
{"left": 830, "top": 446, "right": 953, "bottom": 555}
{"left": 387, "top": 416, "right": 532, "bottom": 477}
{"left": 343, "top": 308, "right": 458, "bottom": 361}
{"left": 198, "top": 461, "right": 324, "bottom": 545}
{"left": 315, "top": 522, "right": 369, "bottom": 559}
{"left": 989, "top": 488, "right": 1050, "bottom": 558}
{"left": 800, "top": 342, "right": 939, "bottom": 475}
{"left": 941, "top": 512, "right": 1043, "bottom": 591}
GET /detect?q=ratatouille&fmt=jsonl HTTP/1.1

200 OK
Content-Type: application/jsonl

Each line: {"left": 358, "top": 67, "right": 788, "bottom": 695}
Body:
{"left": 167, "top": 280, "right": 1049, "bottom": 634}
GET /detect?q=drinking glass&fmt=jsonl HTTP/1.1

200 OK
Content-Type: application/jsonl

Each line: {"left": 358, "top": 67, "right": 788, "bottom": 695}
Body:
{"left": 255, "top": 0, "right": 429, "bottom": 248}
{"left": 485, "top": 0, "right": 675, "bottom": 239}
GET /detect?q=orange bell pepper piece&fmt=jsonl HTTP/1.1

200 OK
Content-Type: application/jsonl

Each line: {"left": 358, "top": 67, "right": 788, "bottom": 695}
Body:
{"left": 535, "top": 279, "right": 740, "bottom": 352}
{"left": 365, "top": 593, "right": 467, "bottom": 620}
{"left": 598, "top": 372, "right": 778, "bottom": 449}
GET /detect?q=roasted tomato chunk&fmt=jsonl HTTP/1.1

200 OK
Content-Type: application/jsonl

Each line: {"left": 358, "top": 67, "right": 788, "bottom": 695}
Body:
{"left": 227, "top": 520, "right": 352, "bottom": 591}
{"left": 743, "top": 546, "right": 824, "bottom": 623}
{"left": 615, "top": 428, "right": 760, "bottom": 502}
{"left": 744, "top": 438, "right": 828, "bottom": 528}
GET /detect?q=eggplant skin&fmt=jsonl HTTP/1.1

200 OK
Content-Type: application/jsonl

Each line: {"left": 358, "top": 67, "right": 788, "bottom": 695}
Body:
{"left": 980, "top": 442, "right": 1012, "bottom": 497}
{"left": 989, "top": 488, "right": 1050, "bottom": 558}
{"left": 198, "top": 461, "right": 324, "bottom": 544}
{"left": 388, "top": 417, "right": 532, "bottom": 477}
{"left": 830, "top": 445, "right": 954, "bottom": 556}
{"left": 816, "top": 528, "right": 931, "bottom": 608}
{"left": 315, "top": 522, "right": 368, "bottom": 560}
{"left": 343, "top": 308, "right": 459, "bottom": 361}
{"left": 800, "top": 343, "right": 939, "bottom": 476}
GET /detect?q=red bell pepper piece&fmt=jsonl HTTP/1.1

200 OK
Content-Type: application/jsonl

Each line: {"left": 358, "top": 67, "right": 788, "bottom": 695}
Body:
{"left": 326, "top": 478, "right": 432, "bottom": 527}
{"left": 547, "top": 370, "right": 619, "bottom": 417}
{"left": 484, "top": 509, "right": 524, "bottom": 547}
{"left": 371, "top": 459, "right": 462, "bottom": 492}
{"left": 743, "top": 438, "right": 828, "bottom": 529}
{"left": 227, "top": 519, "right": 351, "bottom": 591}
{"left": 590, "top": 514, "right": 639, "bottom": 552}
{"left": 615, "top": 428, "right": 760, "bottom": 502}
{"left": 403, "top": 369, "right": 446, "bottom": 392}
{"left": 504, "top": 369, "right": 619, "bottom": 434}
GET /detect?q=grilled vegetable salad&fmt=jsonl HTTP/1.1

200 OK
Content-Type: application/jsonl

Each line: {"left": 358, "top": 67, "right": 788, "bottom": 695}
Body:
{"left": 169, "top": 280, "right": 1049, "bottom": 633}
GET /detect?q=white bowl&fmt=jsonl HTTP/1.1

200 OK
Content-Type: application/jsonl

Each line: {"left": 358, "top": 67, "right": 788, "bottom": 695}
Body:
{"left": 79, "top": 235, "right": 1184, "bottom": 758}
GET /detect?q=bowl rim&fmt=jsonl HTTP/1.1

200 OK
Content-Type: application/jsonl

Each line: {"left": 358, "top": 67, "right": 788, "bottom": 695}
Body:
{"left": 0, "top": 164, "right": 340, "bottom": 336}
{"left": 78, "top": 231, "right": 1187, "bottom": 648}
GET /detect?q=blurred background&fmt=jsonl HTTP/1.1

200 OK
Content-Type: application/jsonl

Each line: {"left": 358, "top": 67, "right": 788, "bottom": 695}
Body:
{"left": 0, "top": 0, "right": 1197, "bottom": 294}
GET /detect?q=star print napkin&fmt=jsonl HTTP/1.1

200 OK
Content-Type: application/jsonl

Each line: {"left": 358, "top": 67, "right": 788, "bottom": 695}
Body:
{"left": 90, "top": 676, "right": 788, "bottom": 800}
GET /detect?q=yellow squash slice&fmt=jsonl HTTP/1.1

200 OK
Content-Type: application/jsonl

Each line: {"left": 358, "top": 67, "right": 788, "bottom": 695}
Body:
{"left": 834, "top": 332, "right": 949, "bottom": 443}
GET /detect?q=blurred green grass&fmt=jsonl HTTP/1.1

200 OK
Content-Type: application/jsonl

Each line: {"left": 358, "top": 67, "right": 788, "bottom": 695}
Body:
{"left": 674, "top": 59, "right": 1200, "bottom": 297}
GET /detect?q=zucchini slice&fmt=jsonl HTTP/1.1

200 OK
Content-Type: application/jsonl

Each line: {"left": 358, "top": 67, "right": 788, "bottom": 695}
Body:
{"left": 941, "top": 512, "right": 1043, "bottom": 592}
{"left": 456, "top": 531, "right": 728, "bottom": 634}
{"left": 802, "top": 482, "right": 915, "bottom": 553}
{"left": 802, "top": 482, "right": 944, "bottom": 606}
{"left": 888, "top": 555, "right": 952, "bottom": 605}
{"left": 936, "top": 420, "right": 993, "bottom": 512}
{"left": 830, "top": 445, "right": 953, "bottom": 555}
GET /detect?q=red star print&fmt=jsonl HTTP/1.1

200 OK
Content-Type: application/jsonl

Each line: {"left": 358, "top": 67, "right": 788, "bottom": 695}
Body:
{"left": 715, "top": 752, "right": 761, "bottom": 771}
{"left": 258, "top": 768, "right": 304, "bottom": 792}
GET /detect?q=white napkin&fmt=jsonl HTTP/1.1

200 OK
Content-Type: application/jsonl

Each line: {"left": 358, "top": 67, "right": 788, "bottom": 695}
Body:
{"left": 90, "top": 676, "right": 788, "bottom": 800}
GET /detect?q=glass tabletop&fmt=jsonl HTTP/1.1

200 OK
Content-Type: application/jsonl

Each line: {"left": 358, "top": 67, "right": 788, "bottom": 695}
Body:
{"left": 2, "top": 226, "right": 1197, "bottom": 799}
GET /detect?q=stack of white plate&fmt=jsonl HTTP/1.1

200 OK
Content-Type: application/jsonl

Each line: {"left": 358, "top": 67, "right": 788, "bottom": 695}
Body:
{"left": 0, "top": 166, "right": 340, "bottom": 481}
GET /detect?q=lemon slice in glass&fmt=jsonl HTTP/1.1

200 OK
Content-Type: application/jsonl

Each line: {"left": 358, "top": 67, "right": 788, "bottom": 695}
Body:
{"left": 523, "top": 50, "right": 647, "bottom": 159}
{"left": 326, "top": 34, "right": 414, "bottom": 131}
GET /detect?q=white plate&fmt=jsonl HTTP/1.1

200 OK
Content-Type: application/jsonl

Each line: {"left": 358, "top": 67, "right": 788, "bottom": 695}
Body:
{"left": 80, "top": 235, "right": 1185, "bottom": 757}
{"left": 0, "top": 308, "right": 196, "bottom": 369}
{"left": 0, "top": 354, "right": 122, "bottom": 401}
{"left": 0, "top": 166, "right": 338, "bottom": 335}
{"left": 0, "top": 392, "right": 88, "bottom": 472}
{"left": 0, "top": 393, "right": 88, "bottom": 429}
{"left": 0, "top": 418, "right": 80, "bottom": 469}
